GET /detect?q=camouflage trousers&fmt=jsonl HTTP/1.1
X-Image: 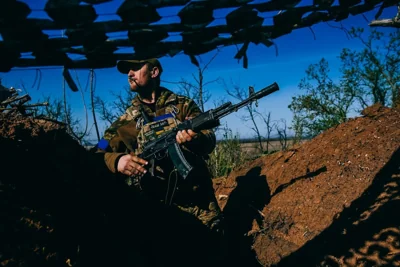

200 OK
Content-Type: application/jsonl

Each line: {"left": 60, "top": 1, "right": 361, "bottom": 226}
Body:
{"left": 176, "top": 201, "right": 224, "bottom": 233}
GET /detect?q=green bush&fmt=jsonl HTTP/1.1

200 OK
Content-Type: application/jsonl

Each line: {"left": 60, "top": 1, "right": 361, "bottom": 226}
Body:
{"left": 207, "top": 127, "right": 248, "bottom": 178}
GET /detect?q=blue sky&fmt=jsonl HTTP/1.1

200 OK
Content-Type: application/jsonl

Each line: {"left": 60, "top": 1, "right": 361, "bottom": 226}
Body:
{"left": 0, "top": 1, "right": 398, "bottom": 143}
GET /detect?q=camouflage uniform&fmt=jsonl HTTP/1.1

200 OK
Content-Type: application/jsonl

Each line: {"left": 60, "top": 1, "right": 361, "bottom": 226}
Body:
{"left": 96, "top": 87, "right": 222, "bottom": 230}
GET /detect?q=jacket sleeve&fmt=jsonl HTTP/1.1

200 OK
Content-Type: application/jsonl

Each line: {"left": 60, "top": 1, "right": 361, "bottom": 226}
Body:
{"left": 180, "top": 98, "right": 216, "bottom": 156}
{"left": 94, "top": 118, "right": 129, "bottom": 174}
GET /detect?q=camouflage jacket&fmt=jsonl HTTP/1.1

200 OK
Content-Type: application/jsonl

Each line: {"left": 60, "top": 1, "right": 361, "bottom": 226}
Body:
{"left": 95, "top": 87, "right": 221, "bottom": 227}
{"left": 97, "top": 87, "right": 216, "bottom": 172}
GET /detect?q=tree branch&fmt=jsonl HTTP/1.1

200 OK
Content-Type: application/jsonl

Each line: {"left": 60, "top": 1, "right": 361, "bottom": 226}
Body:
{"left": 369, "top": 19, "right": 400, "bottom": 28}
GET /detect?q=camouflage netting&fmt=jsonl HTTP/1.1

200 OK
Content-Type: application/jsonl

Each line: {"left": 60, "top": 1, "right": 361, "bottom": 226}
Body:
{"left": 0, "top": 0, "right": 399, "bottom": 72}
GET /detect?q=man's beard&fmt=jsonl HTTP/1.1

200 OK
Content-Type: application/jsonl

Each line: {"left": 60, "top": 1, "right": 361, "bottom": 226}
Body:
{"left": 133, "top": 81, "right": 155, "bottom": 99}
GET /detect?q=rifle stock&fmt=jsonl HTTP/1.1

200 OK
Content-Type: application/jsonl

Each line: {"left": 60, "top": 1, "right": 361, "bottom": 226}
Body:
{"left": 139, "top": 82, "right": 280, "bottom": 179}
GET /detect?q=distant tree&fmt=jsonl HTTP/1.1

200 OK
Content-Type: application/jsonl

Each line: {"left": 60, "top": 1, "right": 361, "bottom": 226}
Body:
{"left": 173, "top": 52, "right": 220, "bottom": 112}
{"left": 289, "top": 58, "right": 356, "bottom": 138}
{"left": 223, "top": 81, "right": 265, "bottom": 153}
{"left": 35, "top": 95, "right": 89, "bottom": 144}
{"left": 289, "top": 28, "right": 400, "bottom": 139}
{"left": 341, "top": 28, "right": 400, "bottom": 108}
{"left": 290, "top": 113, "right": 306, "bottom": 145}
{"left": 36, "top": 96, "right": 64, "bottom": 121}
{"left": 94, "top": 85, "right": 134, "bottom": 127}
{"left": 275, "top": 119, "right": 288, "bottom": 151}
{"left": 3, "top": 77, "right": 91, "bottom": 145}
{"left": 254, "top": 110, "right": 276, "bottom": 154}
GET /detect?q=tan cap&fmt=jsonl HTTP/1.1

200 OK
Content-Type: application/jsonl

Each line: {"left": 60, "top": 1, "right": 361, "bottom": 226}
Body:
{"left": 117, "top": 58, "right": 163, "bottom": 74}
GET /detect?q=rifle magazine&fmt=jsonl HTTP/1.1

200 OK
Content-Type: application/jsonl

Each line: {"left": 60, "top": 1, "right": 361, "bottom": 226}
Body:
{"left": 168, "top": 142, "right": 193, "bottom": 179}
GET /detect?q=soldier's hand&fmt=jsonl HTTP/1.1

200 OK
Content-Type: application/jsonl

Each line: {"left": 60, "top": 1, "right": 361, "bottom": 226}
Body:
{"left": 176, "top": 129, "right": 197, "bottom": 144}
{"left": 117, "top": 153, "right": 148, "bottom": 177}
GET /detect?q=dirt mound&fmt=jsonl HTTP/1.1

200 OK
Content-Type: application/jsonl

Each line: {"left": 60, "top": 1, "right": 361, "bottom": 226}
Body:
{"left": 0, "top": 103, "right": 399, "bottom": 267}
{"left": 0, "top": 114, "right": 109, "bottom": 266}
{"left": 0, "top": 114, "right": 222, "bottom": 267}
{"left": 214, "top": 103, "right": 400, "bottom": 266}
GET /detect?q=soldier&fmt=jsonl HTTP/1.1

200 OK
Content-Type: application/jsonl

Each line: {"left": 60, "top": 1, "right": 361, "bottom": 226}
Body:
{"left": 94, "top": 58, "right": 224, "bottom": 266}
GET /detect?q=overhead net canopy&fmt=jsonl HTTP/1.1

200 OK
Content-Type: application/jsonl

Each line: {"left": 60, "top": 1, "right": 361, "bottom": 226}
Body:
{"left": 0, "top": 0, "right": 397, "bottom": 72}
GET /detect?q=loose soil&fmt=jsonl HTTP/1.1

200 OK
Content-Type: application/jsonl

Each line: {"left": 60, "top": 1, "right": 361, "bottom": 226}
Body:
{"left": 0, "top": 103, "right": 399, "bottom": 267}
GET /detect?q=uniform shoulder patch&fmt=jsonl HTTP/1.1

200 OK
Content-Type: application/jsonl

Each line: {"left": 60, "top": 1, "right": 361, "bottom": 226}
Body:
{"left": 125, "top": 106, "right": 141, "bottom": 120}
{"left": 175, "top": 94, "right": 191, "bottom": 105}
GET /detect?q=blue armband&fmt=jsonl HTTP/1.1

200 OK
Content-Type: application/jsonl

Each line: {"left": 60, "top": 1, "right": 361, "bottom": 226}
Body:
{"left": 97, "top": 138, "right": 110, "bottom": 150}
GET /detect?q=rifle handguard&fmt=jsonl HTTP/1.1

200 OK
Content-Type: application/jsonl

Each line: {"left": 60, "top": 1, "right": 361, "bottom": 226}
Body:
{"left": 177, "top": 111, "right": 220, "bottom": 133}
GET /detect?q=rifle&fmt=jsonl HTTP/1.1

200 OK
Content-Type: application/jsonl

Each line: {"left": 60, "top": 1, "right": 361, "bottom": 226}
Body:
{"left": 139, "top": 82, "right": 279, "bottom": 179}
{"left": 0, "top": 102, "right": 49, "bottom": 112}
{"left": 0, "top": 87, "right": 49, "bottom": 116}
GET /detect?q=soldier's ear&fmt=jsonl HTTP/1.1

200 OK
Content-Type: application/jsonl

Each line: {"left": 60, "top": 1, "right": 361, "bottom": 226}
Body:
{"left": 151, "top": 67, "right": 160, "bottom": 78}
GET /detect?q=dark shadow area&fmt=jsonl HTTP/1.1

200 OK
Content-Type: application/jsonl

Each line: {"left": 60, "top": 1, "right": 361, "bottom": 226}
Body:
{"left": 82, "top": 180, "right": 224, "bottom": 267}
{"left": 223, "top": 166, "right": 271, "bottom": 267}
{"left": 272, "top": 166, "right": 327, "bottom": 197}
{"left": 275, "top": 148, "right": 400, "bottom": 267}
{"left": 0, "top": 126, "right": 223, "bottom": 267}
{"left": 0, "top": 128, "right": 102, "bottom": 267}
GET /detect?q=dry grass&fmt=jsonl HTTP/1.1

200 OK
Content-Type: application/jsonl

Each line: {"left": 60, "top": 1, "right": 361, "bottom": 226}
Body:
{"left": 239, "top": 140, "right": 298, "bottom": 158}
